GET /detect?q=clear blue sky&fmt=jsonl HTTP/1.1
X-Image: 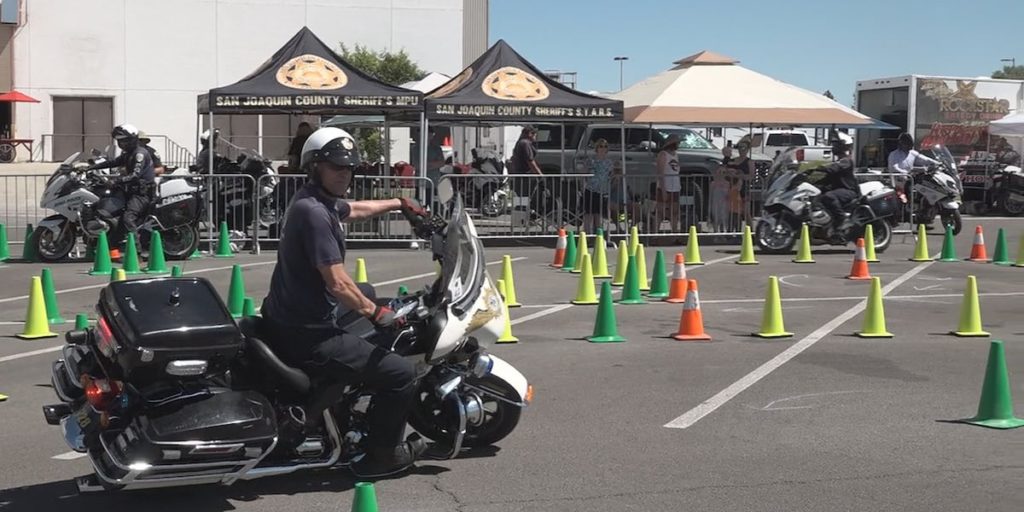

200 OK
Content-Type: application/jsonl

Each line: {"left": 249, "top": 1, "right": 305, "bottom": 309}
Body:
{"left": 490, "top": 0, "right": 1024, "bottom": 106}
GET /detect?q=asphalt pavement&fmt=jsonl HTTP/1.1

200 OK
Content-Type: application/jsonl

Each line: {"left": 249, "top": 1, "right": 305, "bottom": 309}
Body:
{"left": 1, "top": 219, "right": 1023, "bottom": 511}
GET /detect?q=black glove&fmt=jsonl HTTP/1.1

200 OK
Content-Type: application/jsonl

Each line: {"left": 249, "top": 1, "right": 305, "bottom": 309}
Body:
{"left": 398, "top": 197, "right": 427, "bottom": 217}
{"left": 370, "top": 304, "right": 405, "bottom": 329}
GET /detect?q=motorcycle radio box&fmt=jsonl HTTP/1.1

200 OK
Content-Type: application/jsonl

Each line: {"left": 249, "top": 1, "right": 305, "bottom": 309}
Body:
{"left": 97, "top": 277, "right": 244, "bottom": 383}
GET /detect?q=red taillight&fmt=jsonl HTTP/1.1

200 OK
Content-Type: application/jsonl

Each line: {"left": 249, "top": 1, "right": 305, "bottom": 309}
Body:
{"left": 96, "top": 316, "right": 118, "bottom": 358}
{"left": 84, "top": 376, "right": 122, "bottom": 411}
{"left": 796, "top": 149, "right": 805, "bottom": 162}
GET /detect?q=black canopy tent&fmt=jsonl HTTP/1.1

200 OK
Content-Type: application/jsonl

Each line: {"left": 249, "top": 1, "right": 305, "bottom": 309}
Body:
{"left": 196, "top": 26, "right": 424, "bottom": 175}
{"left": 409, "top": 39, "right": 624, "bottom": 178}
{"left": 194, "top": 27, "right": 427, "bottom": 251}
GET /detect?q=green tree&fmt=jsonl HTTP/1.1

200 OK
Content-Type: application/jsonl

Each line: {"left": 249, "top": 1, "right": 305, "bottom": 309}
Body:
{"left": 823, "top": 90, "right": 835, "bottom": 100}
{"left": 339, "top": 44, "right": 428, "bottom": 164}
{"left": 992, "top": 65, "right": 1024, "bottom": 80}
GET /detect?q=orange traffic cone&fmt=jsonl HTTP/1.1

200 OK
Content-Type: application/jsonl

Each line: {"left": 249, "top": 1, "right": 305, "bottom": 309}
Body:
{"left": 109, "top": 248, "right": 122, "bottom": 261}
{"left": 847, "top": 237, "right": 871, "bottom": 280}
{"left": 664, "top": 253, "right": 688, "bottom": 303}
{"left": 968, "top": 225, "right": 989, "bottom": 262}
{"left": 551, "top": 228, "right": 567, "bottom": 268}
{"left": 672, "top": 279, "right": 711, "bottom": 341}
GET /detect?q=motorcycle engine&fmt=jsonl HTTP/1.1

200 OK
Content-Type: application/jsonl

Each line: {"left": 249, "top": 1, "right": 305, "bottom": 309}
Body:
{"left": 80, "top": 209, "right": 112, "bottom": 236}
{"left": 809, "top": 206, "right": 831, "bottom": 226}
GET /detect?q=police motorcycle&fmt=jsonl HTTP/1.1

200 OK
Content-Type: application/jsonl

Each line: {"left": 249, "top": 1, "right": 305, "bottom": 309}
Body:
{"left": 440, "top": 148, "right": 509, "bottom": 218}
{"left": 35, "top": 149, "right": 203, "bottom": 261}
{"left": 42, "top": 181, "right": 531, "bottom": 493}
{"left": 755, "top": 148, "right": 899, "bottom": 254}
{"left": 190, "top": 130, "right": 280, "bottom": 236}
{"left": 908, "top": 145, "right": 963, "bottom": 235}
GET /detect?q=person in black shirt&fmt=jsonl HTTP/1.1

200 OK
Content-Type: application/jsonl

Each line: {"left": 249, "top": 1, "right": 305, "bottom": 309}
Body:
{"left": 816, "top": 132, "right": 860, "bottom": 242}
{"left": 138, "top": 131, "right": 165, "bottom": 176}
{"left": 261, "top": 126, "right": 428, "bottom": 478}
{"left": 86, "top": 124, "right": 156, "bottom": 250}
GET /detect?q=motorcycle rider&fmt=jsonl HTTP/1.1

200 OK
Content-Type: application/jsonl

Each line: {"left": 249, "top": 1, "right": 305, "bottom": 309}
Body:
{"left": 260, "top": 127, "right": 428, "bottom": 478}
{"left": 816, "top": 132, "right": 860, "bottom": 243}
{"left": 86, "top": 124, "right": 156, "bottom": 250}
{"left": 888, "top": 133, "right": 939, "bottom": 175}
{"left": 194, "top": 129, "right": 219, "bottom": 173}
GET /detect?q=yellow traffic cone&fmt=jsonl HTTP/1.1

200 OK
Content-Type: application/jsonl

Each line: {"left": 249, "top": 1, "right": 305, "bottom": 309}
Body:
{"left": 910, "top": 224, "right": 934, "bottom": 262}
{"left": 951, "top": 275, "right": 990, "bottom": 337}
{"left": 634, "top": 243, "right": 650, "bottom": 291}
{"left": 496, "top": 279, "right": 518, "bottom": 343}
{"left": 500, "top": 255, "right": 522, "bottom": 307}
{"left": 685, "top": 225, "right": 703, "bottom": 265}
{"left": 592, "top": 233, "right": 612, "bottom": 278}
{"left": 753, "top": 276, "right": 793, "bottom": 338}
{"left": 628, "top": 226, "right": 639, "bottom": 256}
{"left": 863, "top": 224, "right": 880, "bottom": 263}
{"left": 17, "top": 276, "right": 57, "bottom": 339}
{"left": 571, "top": 253, "right": 599, "bottom": 305}
{"left": 1014, "top": 232, "right": 1024, "bottom": 267}
{"left": 792, "top": 223, "right": 814, "bottom": 263}
{"left": 571, "top": 232, "right": 589, "bottom": 274}
{"left": 611, "top": 240, "right": 629, "bottom": 287}
{"left": 736, "top": 224, "right": 758, "bottom": 265}
{"left": 856, "top": 277, "right": 893, "bottom": 338}
{"left": 355, "top": 258, "right": 369, "bottom": 283}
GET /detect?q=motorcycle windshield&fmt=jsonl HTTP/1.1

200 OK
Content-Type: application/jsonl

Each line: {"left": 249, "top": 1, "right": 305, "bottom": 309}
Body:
{"left": 931, "top": 145, "right": 963, "bottom": 194}
{"left": 439, "top": 197, "right": 485, "bottom": 313}
{"left": 46, "top": 152, "right": 84, "bottom": 186}
{"left": 764, "top": 147, "right": 801, "bottom": 196}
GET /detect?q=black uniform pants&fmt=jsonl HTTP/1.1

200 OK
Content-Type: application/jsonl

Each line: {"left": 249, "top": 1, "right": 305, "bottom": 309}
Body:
{"left": 111, "top": 192, "right": 153, "bottom": 248}
{"left": 263, "top": 285, "right": 415, "bottom": 451}
{"left": 821, "top": 188, "right": 858, "bottom": 227}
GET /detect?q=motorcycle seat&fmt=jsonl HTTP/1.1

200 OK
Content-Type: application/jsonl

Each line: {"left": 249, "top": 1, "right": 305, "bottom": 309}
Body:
{"left": 237, "top": 316, "right": 311, "bottom": 394}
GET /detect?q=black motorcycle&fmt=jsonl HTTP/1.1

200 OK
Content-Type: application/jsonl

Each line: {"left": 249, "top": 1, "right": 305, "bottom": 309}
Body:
{"left": 42, "top": 196, "right": 530, "bottom": 493}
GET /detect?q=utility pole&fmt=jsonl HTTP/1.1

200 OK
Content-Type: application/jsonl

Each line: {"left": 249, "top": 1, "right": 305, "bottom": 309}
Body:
{"left": 614, "top": 56, "right": 629, "bottom": 91}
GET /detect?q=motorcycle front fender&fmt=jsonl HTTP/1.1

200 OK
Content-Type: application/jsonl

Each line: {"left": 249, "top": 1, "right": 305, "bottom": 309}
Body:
{"left": 37, "top": 215, "right": 69, "bottom": 236}
{"left": 482, "top": 355, "right": 530, "bottom": 407}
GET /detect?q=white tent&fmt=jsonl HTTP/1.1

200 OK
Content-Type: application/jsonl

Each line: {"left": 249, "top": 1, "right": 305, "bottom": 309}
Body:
{"left": 611, "top": 51, "right": 888, "bottom": 127}
{"left": 400, "top": 72, "right": 451, "bottom": 93}
{"left": 989, "top": 112, "right": 1024, "bottom": 137}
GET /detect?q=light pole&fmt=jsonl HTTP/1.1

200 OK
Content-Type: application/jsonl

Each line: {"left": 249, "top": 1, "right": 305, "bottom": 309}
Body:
{"left": 1001, "top": 58, "right": 1016, "bottom": 69}
{"left": 614, "top": 56, "right": 629, "bottom": 91}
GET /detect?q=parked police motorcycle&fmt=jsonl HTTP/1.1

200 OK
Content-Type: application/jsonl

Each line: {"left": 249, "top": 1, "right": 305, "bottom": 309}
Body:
{"left": 190, "top": 146, "right": 279, "bottom": 235}
{"left": 441, "top": 148, "right": 508, "bottom": 217}
{"left": 908, "top": 145, "right": 963, "bottom": 235}
{"left": 755, "top": 148, "right": 899, "bottom": 254}
{"left": 35, "top": 150, "right": 203, "bottom": 261}
{"left": 42, "top": 187, "right": 530, "bottom": 493}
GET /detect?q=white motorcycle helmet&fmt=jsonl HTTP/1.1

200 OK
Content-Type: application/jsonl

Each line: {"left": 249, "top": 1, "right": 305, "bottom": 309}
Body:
{"left": 830, "top": 131, "right": 854, "bottom": 158}
{"left": 300, "top": 127, "right": 361, "bottom": 176}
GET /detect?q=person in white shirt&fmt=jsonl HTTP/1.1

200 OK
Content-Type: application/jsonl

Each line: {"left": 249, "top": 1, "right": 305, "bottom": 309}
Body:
{"left": 888, "top": 133, "right": 939, "bottom": 174}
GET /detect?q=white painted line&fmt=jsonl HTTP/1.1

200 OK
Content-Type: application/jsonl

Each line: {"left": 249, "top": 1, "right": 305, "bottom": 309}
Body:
{"left": 663, "top": 254, "right": 938, "bottom": 430}
{"left": 51, "top": 451, "right": 88, "bottom": 460}
{"left": 511, "top": 304, "right": 573, "bottom": 325}
{"left": 372, "top": 257, "right": 527, "bottom": 287}
{"left": 0, "top": 345, "right": 63, "bottom": 363}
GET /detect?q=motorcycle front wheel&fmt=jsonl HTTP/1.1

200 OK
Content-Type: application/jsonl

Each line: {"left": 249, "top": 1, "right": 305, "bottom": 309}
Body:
{"left": 34, "top": 217, "right": 77, "bottom": 262}
{"left": 408, "top": 374, "right": 522, "bottom": 448}
{"left": 754, "top": 216, "right": 798, "bottom": 254}
{"left": 161, "top": 225, "right": 200, "bottom": 260}
{"left": 940, "top": 209, "right": 962, "bottom": 236}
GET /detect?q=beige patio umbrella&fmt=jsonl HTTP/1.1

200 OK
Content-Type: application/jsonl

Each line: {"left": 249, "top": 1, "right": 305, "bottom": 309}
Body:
{"left": 612, "top": 51, "right": 884, "bottom": 127}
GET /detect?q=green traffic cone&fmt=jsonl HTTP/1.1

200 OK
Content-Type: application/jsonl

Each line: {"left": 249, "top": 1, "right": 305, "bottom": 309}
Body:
{"left": 74, "top": 313, "right": 89, "bottom": 330}
{"left": 647, "top": 250, "right": 669, "bottom": 298}
{"left": 214, "top": 221, "right": 233, "bottom": 258}
{"left": 561, "top": 230, "right": 577, "bottom": 271}
{"left": 89, "top": 231, "right": 113, "bottom": 275}
{"left": 939, "top": 225, "right": 958, "bottom": 262}
{"left": 588, "top": 281, "right": 626, "bottom": 343}
{"left": 22, "top": 224, "right": 37, "bottom": 262}
{"left": 617, "top": 254, "right": 646, "bottom": 305}
{"left": 170, "top": 265, "right": 183, "bottom": 277}
{"left": 959, "top": 340, "right": 1024, "bottom": 429}
{"left": 40, "top": 268, "right": 64, "bottom": 324}
{"left": 242, "top": 297, "right": 258, "bottom": 317}
{"left": 611, "top": 240, "right": 629, "bottom": 287}
{"left": 595, "top": 227, "right": 605, "bottom": 238}
{"left": 992, "top": 228, "right": 1011, "bottom": 265}
{"left": 0, "top": 223, "right": 9, "bottom": 261}
{"left": 145, "top": 231, "right": 169, "bottom": 274}
{"left": 397, "top": 285, "right": 409, "bottom": 296}
{"left": 122, "top": 233, "right": 142, "bottom": 274}
{"left": 350, "top": 481, "right": 380, "bottom": 512}
{"left": 189, "top": 246, "right": 203, "bottom": 259}
{"left": 227, "top": 264, "right": 245, "bottom": 317}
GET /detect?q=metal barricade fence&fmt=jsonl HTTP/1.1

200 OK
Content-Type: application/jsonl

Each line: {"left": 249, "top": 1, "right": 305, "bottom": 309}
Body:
{"left": 0, "top": 174, "right": 50, "bottom": 247}
{"left": 184, "top": 173, "right": 258, "bottom": 249}
{"left": 253, "top": 174, "right": 436, "bottom": 247}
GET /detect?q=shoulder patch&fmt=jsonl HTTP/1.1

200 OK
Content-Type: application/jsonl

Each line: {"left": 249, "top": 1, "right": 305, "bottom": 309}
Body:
{"left": 135, "top": 152, "right": 144, "bottom": 162}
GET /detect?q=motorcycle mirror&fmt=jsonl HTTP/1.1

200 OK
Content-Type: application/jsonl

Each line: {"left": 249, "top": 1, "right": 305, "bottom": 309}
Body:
{"left": 437, "top": 179, "right": 454, "bottom": 205}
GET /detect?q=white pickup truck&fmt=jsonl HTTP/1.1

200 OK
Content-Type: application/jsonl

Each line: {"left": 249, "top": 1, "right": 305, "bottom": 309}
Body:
{"left": 750, "top": 130, "right": 832, "bottom": 163}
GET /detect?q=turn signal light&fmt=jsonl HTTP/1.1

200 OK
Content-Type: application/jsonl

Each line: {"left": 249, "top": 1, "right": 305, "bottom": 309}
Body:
{"left": 524, "top": 385, "right": 534, "bottom": 405}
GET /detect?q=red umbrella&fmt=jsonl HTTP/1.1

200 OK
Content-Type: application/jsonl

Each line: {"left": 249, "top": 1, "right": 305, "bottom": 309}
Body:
{"left": 0, "top": 90, "right": 40, "bottom": 103}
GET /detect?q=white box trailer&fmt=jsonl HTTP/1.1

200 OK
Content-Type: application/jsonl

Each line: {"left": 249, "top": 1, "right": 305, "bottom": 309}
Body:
{"left": 854, "top": 75, "right": 1024, "bottom": 167}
